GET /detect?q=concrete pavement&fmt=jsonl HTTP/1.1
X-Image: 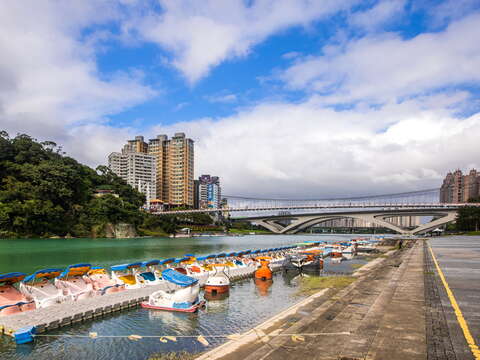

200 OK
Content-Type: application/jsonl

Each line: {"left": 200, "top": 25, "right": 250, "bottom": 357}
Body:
{"left": 198, "top": 237, "right": 480, "bottom": 360}
{"left": 429, "top": 236, "right": 480, "bottom": 360}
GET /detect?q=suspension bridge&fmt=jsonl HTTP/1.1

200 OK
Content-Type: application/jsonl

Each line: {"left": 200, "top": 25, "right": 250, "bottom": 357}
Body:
{"left": 153, "top": 188, "right": 478, "bottom": 235}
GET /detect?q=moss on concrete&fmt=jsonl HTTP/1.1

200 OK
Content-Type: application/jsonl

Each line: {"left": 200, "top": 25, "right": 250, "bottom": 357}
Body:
{"left": 148, "top": 351, "right": 198, "bottom": 360}
{"left": 297, "top": 276, "right": 356, "bottom": 295}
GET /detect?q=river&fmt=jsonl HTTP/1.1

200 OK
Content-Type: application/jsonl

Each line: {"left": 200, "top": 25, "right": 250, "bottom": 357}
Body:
{"left": 0, "top": 234, "right": 367, "bottom": 360}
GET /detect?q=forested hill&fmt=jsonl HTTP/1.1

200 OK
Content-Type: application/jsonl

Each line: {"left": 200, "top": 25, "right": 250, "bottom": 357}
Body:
{"left": 0, "top": 131, "right": 146, "bottom": 238}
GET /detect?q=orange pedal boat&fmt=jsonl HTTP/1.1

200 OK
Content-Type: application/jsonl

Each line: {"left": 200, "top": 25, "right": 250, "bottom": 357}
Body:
{"left": 254, "top": 257, "right": 273, "bottom": 281}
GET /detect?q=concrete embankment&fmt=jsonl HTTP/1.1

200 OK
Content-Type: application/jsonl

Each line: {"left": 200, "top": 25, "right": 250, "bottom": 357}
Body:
{"left": 198, "top": 238, "right": 480, "bottom": 360}
{"left": 195, "top": 241, "right": 428, "bottom": 360}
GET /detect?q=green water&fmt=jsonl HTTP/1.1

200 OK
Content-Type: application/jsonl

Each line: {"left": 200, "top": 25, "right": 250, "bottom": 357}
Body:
{"left": 0, "top": 234, "right": 364, "bottom": 360}
{"left": 0, "top": 234, "right": 346, "bottom": 275}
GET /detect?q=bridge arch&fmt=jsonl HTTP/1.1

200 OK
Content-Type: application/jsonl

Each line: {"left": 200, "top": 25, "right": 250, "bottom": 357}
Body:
{"left": 251, "top": 209, "right": 458, "bottom": 235}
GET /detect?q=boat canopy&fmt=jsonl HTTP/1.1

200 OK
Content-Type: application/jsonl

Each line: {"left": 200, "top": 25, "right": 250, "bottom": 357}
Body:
{"left": 252, "top": 250, "right": 261, "bottom": 254}
{"left": 196, "top": 256, "right": 209, "bottom": 261}
{"left": 227, "top": 252, "right": 237, "bottom": 257}
{"left": 142, "top": 259, "right": 160, "bottom": 267}
{"left": 57, "top": 263, "right": 92, "bottom": 279}
{"left": 173, "top": 257, "right": 190, "bottom": 264}
{"left": 216, "top": 253, "right": 227, "bottom": 258}
{"left": 159, "top": 258, "right": 176, "bottom": 265}
{"left": 162, "top": 268, "right": 198, "bottom": 287}
{"left": 184, "top": 253, "right": 195, "bottom": 257}
{"left": 88, "top": 267, "right": 107, "bottom": 275}
{"left": 23, "top": 268, "right": 63, "bottom": 283}
{"left": 0, "top": 272, "right": 27, "bottom": 284}
{"left": 110, "top": 262, "right": 142, "bottom": 271}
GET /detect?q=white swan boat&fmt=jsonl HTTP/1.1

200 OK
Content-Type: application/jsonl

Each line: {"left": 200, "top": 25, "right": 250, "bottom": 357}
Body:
{"left": 141, "top": 269, "right": 204, "bottom": 312}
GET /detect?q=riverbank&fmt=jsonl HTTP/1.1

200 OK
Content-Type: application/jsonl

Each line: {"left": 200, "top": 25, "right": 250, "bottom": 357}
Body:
{"left": 196, "top": 237, "right": 480, "bottom": 360}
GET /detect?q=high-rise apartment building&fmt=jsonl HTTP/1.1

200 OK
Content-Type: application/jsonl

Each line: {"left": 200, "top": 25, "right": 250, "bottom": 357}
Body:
{"left": 108, "top": 138, "right": 157, "bottom": 203}
{"left": 440, "top": 169, "right": 480, "bottom": 203}
{"left": 194, "top": 175, "right": 221, "bottom": 209}
{"left": 109, "top": 133, "right": 194, "bottom": 208}
{"left": 148, "top": 133, "right": 194, "bottom": 207}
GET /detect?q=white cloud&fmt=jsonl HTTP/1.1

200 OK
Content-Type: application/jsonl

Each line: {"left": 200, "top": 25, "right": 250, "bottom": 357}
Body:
{"left": 281, "top": 13, "right": 480, "bottom": 105}
{"left": 151, "top": 94, "right": 480, "bottom": 198}
{"left": 0, "top": 1, "right": 155, "bottom": 162}
{"left": 133, "top": 0, "right": 358, "bottom": 83}
{"left": 205, "top": 93, "right": 238, "bottom": 104}
{"left": 349, "top": 0, "right": 406, "bottom": 31}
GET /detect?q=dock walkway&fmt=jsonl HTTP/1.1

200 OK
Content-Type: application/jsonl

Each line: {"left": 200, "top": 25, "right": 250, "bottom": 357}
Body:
{"left": 0, "top": 282, "right": 172, "bottom": 338}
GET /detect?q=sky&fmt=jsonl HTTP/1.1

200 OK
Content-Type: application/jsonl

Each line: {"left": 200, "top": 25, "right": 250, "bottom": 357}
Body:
{"left": 1, "top": 0, "right": 480, "bottom": 198}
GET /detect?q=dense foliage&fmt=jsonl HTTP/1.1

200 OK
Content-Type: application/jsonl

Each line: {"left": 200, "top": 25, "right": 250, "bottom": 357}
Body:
{"left": 456, "top": 198, "right": 480, "bottom": 232}
{"left": 0, "top": 132, "right": 147, "bottom": 238}
{"left": 0, "top": 132, "right": 220, "bottom": 238}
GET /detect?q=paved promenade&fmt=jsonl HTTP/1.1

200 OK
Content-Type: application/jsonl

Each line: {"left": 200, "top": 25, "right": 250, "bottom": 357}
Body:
{"left": 201, "top": 238, "right": 480, "bottom": 360}
{"left": 429, "top": 236, "right": 480, "bottom": 360}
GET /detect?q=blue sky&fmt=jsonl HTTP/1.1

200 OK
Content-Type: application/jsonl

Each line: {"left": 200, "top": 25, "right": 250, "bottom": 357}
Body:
{"left": 1, "top": 0, "right": 480, "bottom": 197}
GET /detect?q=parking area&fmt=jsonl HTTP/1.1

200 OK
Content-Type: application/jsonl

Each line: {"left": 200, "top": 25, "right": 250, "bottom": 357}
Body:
{"left": 429, "top": 236, "right": 480, "bottom": 359}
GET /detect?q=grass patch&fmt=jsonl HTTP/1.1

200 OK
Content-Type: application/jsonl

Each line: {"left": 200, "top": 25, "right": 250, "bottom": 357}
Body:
{"left": 466, "top": 231, "right": 480, "bottom": 236}
{"left": 297, "top": 276, "right": 356, "bottom": 296}
{"left": 351, "top": 263, "right": 364, "bottom": 269}
{"left": 148, "top": 351, "right": 197, "bottom": 360}
{"left": 365, "top": 254, "right": 388, "bottom": 261}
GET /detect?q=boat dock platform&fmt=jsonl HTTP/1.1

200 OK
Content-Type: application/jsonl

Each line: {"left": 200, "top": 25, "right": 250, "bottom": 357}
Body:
{"left": 0, "top": 282, "right": 171, "bottom": 342}
{"left": 0, "top": 269, "right": 261, "bottom": 343}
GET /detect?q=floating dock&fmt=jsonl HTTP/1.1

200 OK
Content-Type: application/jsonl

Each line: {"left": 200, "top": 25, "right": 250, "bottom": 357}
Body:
{"left": 0, "top": 282, "right": 165, "bottom": 340}
{"left": 0, "top": 270, "right": 258, "bottom": 343}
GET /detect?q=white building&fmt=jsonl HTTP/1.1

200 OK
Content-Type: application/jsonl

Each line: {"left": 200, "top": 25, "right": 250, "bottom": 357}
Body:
{"left": 108, "top": 151, "right": 157, "bottom": 203}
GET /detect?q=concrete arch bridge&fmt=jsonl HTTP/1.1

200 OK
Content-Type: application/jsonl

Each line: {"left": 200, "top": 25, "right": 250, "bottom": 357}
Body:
{"left": 242, "top": 208, "right": 459, "bottom": 235}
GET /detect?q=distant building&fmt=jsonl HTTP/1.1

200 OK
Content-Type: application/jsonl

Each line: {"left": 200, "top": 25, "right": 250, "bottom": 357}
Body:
{"left": 108, "top": 146, "right": 157, "bottom": 203}
{"left": 148, "top": 133, "right": 194, "bottom": 208}
{"left": 440, "top": 169, "right": 480, "bottom": 203}
{"left": 195, "top": 175, "right": 221, "bottom": 209}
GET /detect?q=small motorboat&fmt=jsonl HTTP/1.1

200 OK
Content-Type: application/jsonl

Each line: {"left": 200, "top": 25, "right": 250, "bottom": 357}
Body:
{"left": 55, "top": 263, "right": 96, "bottom": 301}
{"left": 283, "top": 252, "right": 323, "bottom": 273}
{"left": 254, "top": 257, "right": 273, "bottom": 281}
{"left": 86, "top": 267, "right": 125, "bottom": 295}
{"left": 0, "top": 272, "right": 35, "bottom": 316}
{"left": 111, "top": 262, "right": 144, "bottom": 289}
{"left": 141, "top": 269, "right": 204, "bottom": 312}
{"left": 20, "top": 268, "right": 68, "bottom": 308}
{"left": 204, "top": 264, "right": 230, "bottom": 295}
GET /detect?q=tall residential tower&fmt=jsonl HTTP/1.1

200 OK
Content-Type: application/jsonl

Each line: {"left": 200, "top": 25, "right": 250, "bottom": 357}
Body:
{"left": 108, "top": 133, "right": 195, "bottom": 208}
{"left": 108, "top": 136, "right": 157, "bottom": 203}
{"left": 440, "top": 169, "right": 480, "bottom": 203}
{"left": 148, "top": 133, "right": 194, "bottom": 207}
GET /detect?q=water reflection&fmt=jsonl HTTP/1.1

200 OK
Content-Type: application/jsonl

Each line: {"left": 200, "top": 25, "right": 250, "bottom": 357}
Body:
{"left": 0, "top": 234, "right": 372, "bottom": 360}
{"left": 254, "top": 278, "right": 273, "bottom": 297}
{"left": 204, "top": 291, "right": 229, "bottom": 302}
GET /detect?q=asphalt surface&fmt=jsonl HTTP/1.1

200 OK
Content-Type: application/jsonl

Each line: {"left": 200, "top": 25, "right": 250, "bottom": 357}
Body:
{"left": 429, "top": 236, "right": 480, "bottom": 360}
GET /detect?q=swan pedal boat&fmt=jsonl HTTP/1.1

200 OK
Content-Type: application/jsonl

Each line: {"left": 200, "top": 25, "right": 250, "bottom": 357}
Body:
{"left": 19, "top": 268, "right": 68, "bottom": 308}
{"left": 111, "top": 262, "right": 145, "bottom": 289}
{"left": 141, "top": 269, "right": 204, "bottom": 312}
{"left": 0, "top": 272, "right": 35, "bottom": 316}
{"left": 54, "top": 263, "right": 96, "bottom": 301}
{"left": 86, "top": 267, "right": 125, "bottom": 295}
{"left": 137, "top": 260, "right": 164, "bottom": 286}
